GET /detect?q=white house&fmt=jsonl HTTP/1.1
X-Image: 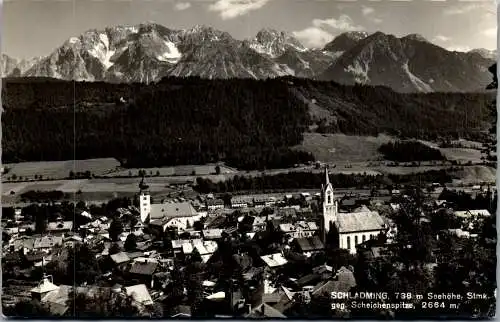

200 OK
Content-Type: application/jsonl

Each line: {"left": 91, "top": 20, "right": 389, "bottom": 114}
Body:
{"left": 322, "top": 168, "right": 387, "bottom": 254}
{"left": 231, "top": 198, "right": 249, "bottom": 209}
{"left": 207, "top": 199, "right": 224, "bottom": 211}
{"left": 454, "top": 209, "right": 491, "bottom": 219}
{"left": 279, "top": 221, "right": 318, "bottom": 239}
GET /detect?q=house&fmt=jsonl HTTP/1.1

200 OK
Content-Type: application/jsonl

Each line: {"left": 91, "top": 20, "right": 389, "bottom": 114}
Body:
{"left": 170, "top": 305, "right": 192, "bottom": 318}
{"left": 300, "top": 192, "right": 312, "bottom": 202}
{"left": 12, "top": 237, "right": 35, "bottom": 254}
{"left": 279, "top": 221, "right": 318, "bottom": 239}
{"left": 293, "top": 236, "right": 324, "bottom": 256}
{"left": 321, "top": 168, "right": 387, "bottom": 254}
{"left": 171, "top": 239, "right": 201, "bottom": 256}
{"left": 253, "top": 197, "right": 276, "bottom": 208}
{"left": 129, "top": 260, "right": 159, "bottom": 286}
{"left": 244, "top": 303, "right": 287, "bottom": 318}
{"left": 202, "top": 228, "right": 223, "bottom": 240}
{"left": 261, "top": 253, "right": 288, "bottom": 268}
{"left": 311, "top": 266, "right": 356, "bottom": 311}
{"left": 47, "top": 221, "right": 73, "bottom": 234}
{"left": 63, "top": 235, "right": 83, "bottom": 247}
{"left": 110, "top": 252, "right": 131, "bottom": 266}
{"left": 182, "top": 240, "right": 218, "bottom": 263}
{"left": 125, "top": 284, "right": 154, "bottom": 308}
{"left": 31, "top": 274, "right": 60, "bottom": 301}
{"left": 454, "top": 209, "right": 491, "bottom": 219}
{"left": 33, "top": 236, "right": 63, "bottom": 252}
{"left": 207, "top": 199, "right": 225, "bottom": 211}
{"left": 231, "top": 198, "right": 248, "bottom": 209}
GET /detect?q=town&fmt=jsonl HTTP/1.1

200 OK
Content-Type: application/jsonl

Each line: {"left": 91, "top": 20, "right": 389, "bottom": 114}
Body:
{"left": 2, "top": 167, "right": 496, "bottom": 318}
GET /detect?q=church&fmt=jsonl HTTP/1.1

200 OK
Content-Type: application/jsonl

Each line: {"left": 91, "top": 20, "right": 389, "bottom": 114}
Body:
{"left": 321, "top": 168, "right": 387, "bottom": 254}
{"left": 137, "top": 178, "right": 206, "bottom": 231}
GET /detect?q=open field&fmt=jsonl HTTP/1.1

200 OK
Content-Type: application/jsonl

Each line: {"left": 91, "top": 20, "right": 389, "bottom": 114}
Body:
{"left": 107, "top": 164, "right": 236, "bottom": 177}
{"left": 2, "top": 158, "right": 120, "bottom": 181}
{"left": 294, "top": 133, "right": 392, "bottom": 162}
{"left": 298, "top": 133, "right": 485, "bottom": 164}
{"left": 2, "top": 159, "right": 237, "bottom": 181}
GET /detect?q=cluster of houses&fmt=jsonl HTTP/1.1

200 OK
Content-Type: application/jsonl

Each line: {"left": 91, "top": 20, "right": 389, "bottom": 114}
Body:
{"left": 2, "top": 168, "right": 495, "bottom": 318}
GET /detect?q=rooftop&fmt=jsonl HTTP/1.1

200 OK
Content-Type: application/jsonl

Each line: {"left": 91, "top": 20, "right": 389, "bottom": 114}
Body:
{"left": 110, "top": 252, "right": 130, "bottom": 264}
{"left": 129, "top": 261, "right": 158, "bottom": 276}
{"left": 261, "top": 253, "right": 288, "bottom": 268}
{"left": 295, "top": 236, "right": 324, "bottom": 252}
{"left": 337, "top": 211, "right": 385, "bottom": 233}
{"left": 31, "top": 276, "right": 59, "bottom": 294}
{"left": 125, "top": 284, "right": 153, "bottom": 306}
{"left": 150, "top": 202, "right": 198, "bottom": 220}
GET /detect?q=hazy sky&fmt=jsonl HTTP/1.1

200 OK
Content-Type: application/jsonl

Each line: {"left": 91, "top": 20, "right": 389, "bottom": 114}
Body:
{"left": 3, "top": 0, "right": 498, "bottom": 59}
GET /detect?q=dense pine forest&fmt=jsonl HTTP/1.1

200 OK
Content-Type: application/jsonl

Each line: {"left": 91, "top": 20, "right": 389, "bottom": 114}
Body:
{"left": 378, "top": 140, "right": 447, "bottom": 162}
{"left": 2, "top": 77, "right": 493, "bottom": 170}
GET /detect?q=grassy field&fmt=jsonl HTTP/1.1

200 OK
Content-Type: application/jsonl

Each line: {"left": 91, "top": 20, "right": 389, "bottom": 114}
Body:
{"left": 107, "top": 164, "right": 236, "bottom": 177}
{"left": 2, "top": 159, "right": 237, "bottom": 182}
{"left": 298, "top": 133, "right": 485, "bottom": 164}
{"left": 294, "top": 133, "right": 392, "bottom": 162}
{"left": 3, "top": 158, "right": 121, "bottom": 181}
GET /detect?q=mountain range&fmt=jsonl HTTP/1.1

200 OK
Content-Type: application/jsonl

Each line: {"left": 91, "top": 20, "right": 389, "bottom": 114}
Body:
{"left": 1, "top": 23, "right": 496, "bottom": 92}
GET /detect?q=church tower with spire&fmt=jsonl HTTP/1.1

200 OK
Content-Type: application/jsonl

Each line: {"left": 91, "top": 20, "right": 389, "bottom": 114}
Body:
{"left": 139, "top": 175, "right": 151, "bottom": 223}
{"left": 322, "top": 166, "right": 338, "bottom": 241}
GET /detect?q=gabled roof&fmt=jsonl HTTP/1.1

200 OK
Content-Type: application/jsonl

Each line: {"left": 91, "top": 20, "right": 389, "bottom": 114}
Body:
{"left": 454, "top": 209, "right": 491, "bottom": 218}
{"left": 261, "top": 253, "right": 288, "bottom": 267}
{"left": 170, "top": 305, "right": 191, "bottom": 317}
{"left": 295, "top": 236, "right": 324, "bottom": 252}
{"left": 110, "top": 252, "right": 130, "bottom": 264}
{"left": 47, "top": 221, "right": 73, "bottom": 231}
{"left": 126, "top": 251, "right": 144, "bottom": 259}
{"left": 313, "top": 266, "right": 356, "bottom": 296}
{"left": 336, "top": 211, "right": 385, "bottom": 233}
{"left": 150, "top": 202, "right": 197, "bottom": 220}
{"left": 34, "top": 236, "right": 63, "bottom": 249}
{"left": 31, "top": 277, "right": 59, "bottom": 294}
{"left": 202, "top": 228, "right": 223, "bottom": 239}
{"left": 246, "top": 303, "right": 287, "bottom": 318}
{"left": 129, "top": 261, "right": 158, "bottom": 276}
{"left": 125, "top": 284, "right": 153, "bottom": 306}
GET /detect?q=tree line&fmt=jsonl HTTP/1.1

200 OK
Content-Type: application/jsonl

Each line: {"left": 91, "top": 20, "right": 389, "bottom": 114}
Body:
{"left": 194, "top": 169, "right": 455, "bottom": 193}
{"left": 378, "top": 140, "right": 446, "bottom": 162}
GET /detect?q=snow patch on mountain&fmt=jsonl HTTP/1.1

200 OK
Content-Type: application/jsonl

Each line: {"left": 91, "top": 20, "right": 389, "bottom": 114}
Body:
{"left": 102, "top": 50, "right": 116, "bottom": 69}
{"left": 99, "top": 33, "right": 110, "bottom": 50}
{"left": 157, "top": 41, "right": 182, "bottom": 63}
{"left": 69, "top": 37, "right": 80, "bottom": 44}
{"left": 250, "top": 42, "right": 277, "bottom": 58}
{"left": 345, "top": 60, "right": 370, "bottom": 84}
{"left": 402, "top": 61, "right": 432, "bottom": 92}
{"left": 323, "top": 50, "right": 344, "bottom": 60}
{"left": 273, "top": 63, "right": 295, "bottom": 76}
{"left": 126, "top": 26, "right": 139, "bottom": 33}
{"left": 86, "top": 33, "right": 116, "bottom": 69}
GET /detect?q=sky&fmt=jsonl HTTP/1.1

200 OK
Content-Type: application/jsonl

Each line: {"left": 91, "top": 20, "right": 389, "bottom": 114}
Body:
{"left": 2, "top": 0, "right": 498, "bottom": 59}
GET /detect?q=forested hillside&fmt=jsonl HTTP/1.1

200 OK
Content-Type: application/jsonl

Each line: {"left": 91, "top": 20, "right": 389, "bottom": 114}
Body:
{"left": 2, "top": 77, "right": 493, "bottom": 170}
{"left": 290, "top": 79, "right": 492, "bottom": 141}
{"left": 3, "top": 77, "right": 313, "bottom": 170}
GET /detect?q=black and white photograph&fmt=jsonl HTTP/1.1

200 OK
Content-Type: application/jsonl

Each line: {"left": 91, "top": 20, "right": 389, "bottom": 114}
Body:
{"left": 1, "top": 0, "right": 498, "bottom": 319}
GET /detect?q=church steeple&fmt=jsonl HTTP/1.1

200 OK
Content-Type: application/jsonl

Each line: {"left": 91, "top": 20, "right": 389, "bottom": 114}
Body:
{"left": 322, "top": 165, "right": 338, "bottom": 243}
